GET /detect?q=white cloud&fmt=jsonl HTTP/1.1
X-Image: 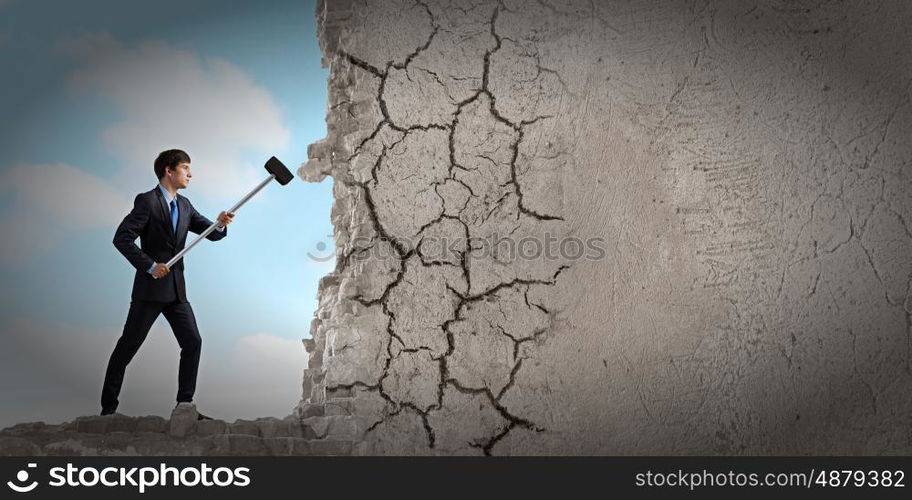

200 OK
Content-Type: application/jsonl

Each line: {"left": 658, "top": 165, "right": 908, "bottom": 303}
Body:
{"left": 58, "top": 31, "right": 291, "bottom": 201}
{"left": 0, "top": 163, "right": 131, "bottom": 228}
{"left": 0, "top": 317, "right": 307, "bottom": 428}
{"left": 0, "top": 163, "right": 131, "bottom": 263}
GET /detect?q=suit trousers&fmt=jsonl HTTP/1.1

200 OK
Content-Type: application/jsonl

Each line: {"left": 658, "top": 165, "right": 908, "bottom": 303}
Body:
{"left": 101, "top": 300, "right": 202, "bottom": 412}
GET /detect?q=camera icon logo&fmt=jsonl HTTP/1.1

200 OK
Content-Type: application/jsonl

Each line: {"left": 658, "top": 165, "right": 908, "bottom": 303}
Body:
{"left": 6, "top": 463, "right": 38, "bottom": 493}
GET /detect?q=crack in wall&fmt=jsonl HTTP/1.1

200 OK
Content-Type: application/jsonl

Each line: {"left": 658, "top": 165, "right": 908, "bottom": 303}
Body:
{"left": 301, "top": 0, "right": 912, "bottom": 456}
{"left": 300, "top": 0, "right": 573, "bottom": 454}
{"left": 847, "top": 328, "right": 878, "bottom": 415}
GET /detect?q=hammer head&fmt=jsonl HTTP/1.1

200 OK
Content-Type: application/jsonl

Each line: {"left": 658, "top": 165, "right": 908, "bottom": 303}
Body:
{"left": 265, "top": 156, "right": 294, "bottom": 185}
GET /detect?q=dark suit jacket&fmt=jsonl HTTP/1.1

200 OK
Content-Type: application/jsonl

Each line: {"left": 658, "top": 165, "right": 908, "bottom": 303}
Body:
{"left": 113, "top": 186, "right": 227, "bottom": 303}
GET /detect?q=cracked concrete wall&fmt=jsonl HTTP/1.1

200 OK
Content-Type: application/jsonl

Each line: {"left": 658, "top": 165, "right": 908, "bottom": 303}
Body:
{"left": 297, "top": 0, "right": 912, "bottom": 455}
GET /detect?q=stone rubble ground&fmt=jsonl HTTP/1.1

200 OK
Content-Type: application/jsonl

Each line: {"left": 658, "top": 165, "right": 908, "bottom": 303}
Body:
{"left": 0, "top": 405, "right": 353, "bottom": 456}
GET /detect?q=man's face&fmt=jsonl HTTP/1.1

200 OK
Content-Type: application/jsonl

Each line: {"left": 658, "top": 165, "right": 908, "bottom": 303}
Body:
{"left": 167, "top": 162, "right": 192, "bottom": 189}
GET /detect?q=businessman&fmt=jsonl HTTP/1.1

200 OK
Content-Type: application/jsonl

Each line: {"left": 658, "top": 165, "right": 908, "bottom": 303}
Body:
{"left": 102, "top": 149, "right": 235, "bottom": 420}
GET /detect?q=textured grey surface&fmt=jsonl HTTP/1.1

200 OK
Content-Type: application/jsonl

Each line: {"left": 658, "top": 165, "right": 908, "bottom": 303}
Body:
{"left": 0, "top": 413, "right": 347, "bottom": 456}
{"left": 4, "top": 0, "right": 907, "bottom": 457}
{"left": 298, "top": 0, "right": 912, "bottom": 455}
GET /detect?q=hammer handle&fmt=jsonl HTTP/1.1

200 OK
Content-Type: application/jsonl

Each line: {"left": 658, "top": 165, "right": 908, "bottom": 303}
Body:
{"left": 164, "top": 173, "right": 276, "bottom": 268}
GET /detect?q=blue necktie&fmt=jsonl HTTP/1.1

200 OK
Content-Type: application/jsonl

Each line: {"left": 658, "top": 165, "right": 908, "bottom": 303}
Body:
{"left": 170, "top": 199, "right": 178, "bottom": 232}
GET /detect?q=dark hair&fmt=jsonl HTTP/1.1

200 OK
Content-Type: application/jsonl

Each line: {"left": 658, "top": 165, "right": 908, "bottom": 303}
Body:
{"left": 154, "top": 149, "right": 191, "bottom": 179}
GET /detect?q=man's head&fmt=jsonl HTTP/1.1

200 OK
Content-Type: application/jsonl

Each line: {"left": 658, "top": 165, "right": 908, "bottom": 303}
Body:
{"left": 154, "top": 149, "right": 192, "bottom": 190}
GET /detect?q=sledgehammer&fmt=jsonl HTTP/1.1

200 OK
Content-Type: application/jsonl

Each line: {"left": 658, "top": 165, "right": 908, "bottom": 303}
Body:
{"left": 164, "top": 156, "right": 293, "bottom": 268}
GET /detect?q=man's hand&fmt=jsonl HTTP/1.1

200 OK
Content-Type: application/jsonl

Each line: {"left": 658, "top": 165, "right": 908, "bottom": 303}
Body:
{"left": 151, "top": 263, "right": 170, "bottom": 279}
{"left": 217, "top": 211, "right": 235, "bottom": 227}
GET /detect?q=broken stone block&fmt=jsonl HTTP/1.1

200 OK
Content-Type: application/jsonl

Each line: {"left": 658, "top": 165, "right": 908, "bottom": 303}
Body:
{"left": 296, "top": 403, "right": 325, "bottom": 418}
{"left": 297, "top": 423, "right": 318, "bottom": 440}
{"left": 289, "top": 438, "right": 311, "bottom": 455}
{"left": 263, "top": 437, "right": 293, "bottom": 456}
{"left": 255, "top": 417, "right": 294, "bottom": 438}
{"left": 301, "top": 415, "right": 359, "bottom": 440}
{"left": 323, "top": 399, "right": 353, "bottom": 416}
{"left": 300, "top": 416, "right": 330, "bottom": 438}
{"left": 169, "top": 404, "right": 198, "bottom": 438}
{"left": 105, "top": 414, "right": 138, "bottom": 433}
{"left": 1, "top": 422, "right": 50, "bottom": 436}
{"left": 226, "top": 434, "right": 268, "bottom": 455}
{"left": 301, "top": 378, "right": 314, "bottom": 405}
{"left": 229, "top": 420, "right": 261, "bottom": 437}
{"left": 99, "top": 431, "right": 134, "bottom": 453}
{"left": 134, "top": 416, "right": 168, "bottom": 433}
{"left": 196, "top": 419, "right": 229, "bottom": 437}
{"left": 0, "top": 437, "right": 41, "bottom": 456}
{"left": 46, "top": 438, "right": 101, "bottom": 456}
{"left": 284, "top": 418, "right": 318, "bottom": 439}
{"left": 200, "top": 434, "right": 230, "bottom": 456}
{"left": 303, "top": 338, "right": 316, "bottom": 352}
{"left": 322, "top": 306, "right": 390, "bottom": 387}
{"left": 74, "top": 416, "right": 110, "bottom": 434}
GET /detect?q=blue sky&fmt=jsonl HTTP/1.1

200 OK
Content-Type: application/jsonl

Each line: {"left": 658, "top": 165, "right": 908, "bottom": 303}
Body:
{"left": 0, "top": 0, "right": 334, "bottom": 427}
